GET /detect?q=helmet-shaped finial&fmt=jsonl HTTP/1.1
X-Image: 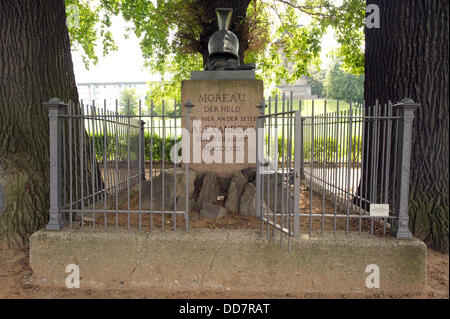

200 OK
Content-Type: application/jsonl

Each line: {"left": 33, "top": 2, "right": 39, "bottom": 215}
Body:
{"left": 207, "top": 8, "right": 239, "bottom": 60}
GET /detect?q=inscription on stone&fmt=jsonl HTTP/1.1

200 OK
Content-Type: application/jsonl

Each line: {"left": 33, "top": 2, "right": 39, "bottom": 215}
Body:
{"left": 181, "top": 79, "right": 263, "bottom": 178}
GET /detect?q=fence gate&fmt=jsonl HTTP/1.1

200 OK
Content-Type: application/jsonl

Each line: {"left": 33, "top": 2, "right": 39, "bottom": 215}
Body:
{"left": 255, "top": 97, "right": 301, "bottom": 250}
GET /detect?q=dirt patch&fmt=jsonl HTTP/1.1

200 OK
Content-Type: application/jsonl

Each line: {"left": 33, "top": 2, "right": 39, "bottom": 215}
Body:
{"left": 0, "top": 248, "right": 32, "bottom": 298}
{"left": 425, "top": 249, "right": 449, "bottom": 298}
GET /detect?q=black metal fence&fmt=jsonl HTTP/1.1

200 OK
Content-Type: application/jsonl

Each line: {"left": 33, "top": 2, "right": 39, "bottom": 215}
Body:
{"left": 44, "top": 98, "right": 190, "bottom": 232}
{"left": 44, "top": 93, "right": 417, "bottom": 246}
{"left": 256, "top": 94, "right": 418, "bottom": 249}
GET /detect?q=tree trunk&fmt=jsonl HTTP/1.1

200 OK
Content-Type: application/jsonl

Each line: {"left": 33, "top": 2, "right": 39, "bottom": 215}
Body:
{"left": 196, "top": 0, "right": 251, "bottom": 65}
{"left": 365, "top": 0, "right": 449, "bottom": 252}
{"left": 0, "top": 0, "right": 79, "bottom": 247}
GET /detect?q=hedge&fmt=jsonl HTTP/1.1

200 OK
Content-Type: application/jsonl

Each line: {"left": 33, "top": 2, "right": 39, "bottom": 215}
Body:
{"left": 89, "top": 133, "right": 181, "bottom": 162}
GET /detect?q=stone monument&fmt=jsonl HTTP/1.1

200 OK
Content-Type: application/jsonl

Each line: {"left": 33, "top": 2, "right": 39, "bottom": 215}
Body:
{"left": 182, "top": 8, "right": 263, "bottom": 179}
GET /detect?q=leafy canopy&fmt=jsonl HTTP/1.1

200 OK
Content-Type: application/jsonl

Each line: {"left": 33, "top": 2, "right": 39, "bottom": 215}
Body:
{"left": 324, "top": 58, "right": 364, "bottom": 104}
{"left": 119, "top": 87, "right": 140, "bottom": 115}
{"left": 66, "top": 0, "right": 365, "bottom": 102}
{"left": 308, "top": 69, "right": 326, "bottom": 98}
{"left": 66, "top": 0, "right": 117, "bottom": 68}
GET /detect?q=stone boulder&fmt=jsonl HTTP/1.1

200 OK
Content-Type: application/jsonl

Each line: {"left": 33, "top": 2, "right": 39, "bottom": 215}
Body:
{"left": 136, "top": 168, "right": 196, "bottom": 212}
{"left": 196, "top": 171, "right": 220, "bottom": 210}
{"left": 241, "top": 167, "right": 256, "bottom": 183}
{"left": 224, "top": 171, "right": 248, "bottom": 213}
{"left": 174, "top": 169, "right": 197, "bottom": 211}
{"left": 218, "top": 176, "right": 232, "bottom": 194}
{"left": 194, "top": 174, "right": 204, "bottom": 191}
{"left": 239, "top": 182, "right": 272, "bottom": 217}
{"left": 200, "top": 202, "right": 228, "bottom": 219}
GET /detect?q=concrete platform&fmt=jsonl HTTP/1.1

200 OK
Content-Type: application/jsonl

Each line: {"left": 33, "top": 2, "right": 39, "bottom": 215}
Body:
{"left": 29, "top": 228, "right": 426, "bottom": 295}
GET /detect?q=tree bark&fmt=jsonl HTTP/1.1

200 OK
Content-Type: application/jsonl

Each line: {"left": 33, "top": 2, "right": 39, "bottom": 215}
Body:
{"left": 0, "top": 0, "right": 79, "bottom": 247}
{"left": 365, "top": 0, "right": 449, "bottom": 252}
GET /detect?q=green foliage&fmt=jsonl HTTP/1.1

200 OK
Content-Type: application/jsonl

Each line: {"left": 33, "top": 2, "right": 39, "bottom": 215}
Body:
{"left": 251, "top": 0, "right": 366, "bottom": 85}
{"left": 65, "top": 0, "right": 117, "bottom": 68}
{"left": 144, "top": 134, "right": 182, "bottom": 162}
{"left": 145, "top": 95, "right": 181, "bottom": 116}
{"left": 304, "top": 137, "right": 338, "bottom": 161}
{"left": 99, "top": 0, "right": 204, "bottom": 102}
{"left": 263, "top": 135, "right": 287, "bottom": 161}
{"left": 350, "top": 136, "right": 362, "bottom": 161}
{"left": 119, "top": 88, "right": 140, "bottom": 116}
{"left": 91, "top": 133, "right": 117, "bottom": 160}
{"left": 91, "top": 130, "right": 360, "bottom": 164}
{"left": 303, "top": 135, "right": 362, "bottom": 162}
{"left": 307, "top": 69, "right": 326, "bottom": 98}
{"left": 90, "top": 133, "right": 139, "bottom": 161}
{"left": 321, "top": 0, "right": 366, "bottom": 74}
{"left": 91, "top": 133, "right": 182, "bottom": 163}
{"left": 325, "top": 58, "right": 364, "bottom": 105}
{"left": 67, "top": 0, "right": 366, "bottom": 100}
{"left": 245, "top": 2, "right": 329, "bottom": 96}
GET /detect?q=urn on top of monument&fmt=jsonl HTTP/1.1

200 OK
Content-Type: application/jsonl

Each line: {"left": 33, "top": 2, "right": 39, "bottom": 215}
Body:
{"left": 205, "top": 8, "right": 255, "bottom": 71}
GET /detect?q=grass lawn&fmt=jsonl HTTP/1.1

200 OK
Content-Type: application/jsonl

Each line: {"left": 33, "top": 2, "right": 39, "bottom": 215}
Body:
{"left": 265, "top": 98, "right": 362, "bottom": 115}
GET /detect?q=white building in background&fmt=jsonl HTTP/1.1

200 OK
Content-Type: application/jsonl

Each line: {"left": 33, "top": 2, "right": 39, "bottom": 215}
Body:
{"left": 277, "top": 77, "right": 315, "bottom": 100}
{"left": 76, "top": 81, "right": 149, "bottom": 110}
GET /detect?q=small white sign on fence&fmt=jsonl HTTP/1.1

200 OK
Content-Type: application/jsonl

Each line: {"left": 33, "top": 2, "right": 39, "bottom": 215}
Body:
{"left": 369, "top": 204, "right": 390, "bottom": 217}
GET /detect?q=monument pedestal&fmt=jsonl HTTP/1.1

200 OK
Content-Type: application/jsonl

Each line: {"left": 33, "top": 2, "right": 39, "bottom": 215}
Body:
{"left": 181, "top": 71, "right": 263, "bottom": 178}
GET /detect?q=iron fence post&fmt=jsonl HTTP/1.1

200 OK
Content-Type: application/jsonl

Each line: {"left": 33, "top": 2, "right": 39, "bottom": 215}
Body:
{"left": 293, "top": 111, "right": 301, "bottom": 237}
{"left": 45, "top": 98, "right": 67, "bottom": 230}
{"left": 140, "top": 120, "right": 146, "bottom": 181}
{"left": 299, "top": 117, "right": 305, "bottom": 179}
{"left": 184, "top": 100, "right": 195, "bottom": 231}
{"left": 255, "top": 101, "right": 265, "bottom": 216}
{"left": 256, "top": 101, "right": 265, "bottom": 237}
{"left": 392, "top": 98, "right": 419, "bottom": 238}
